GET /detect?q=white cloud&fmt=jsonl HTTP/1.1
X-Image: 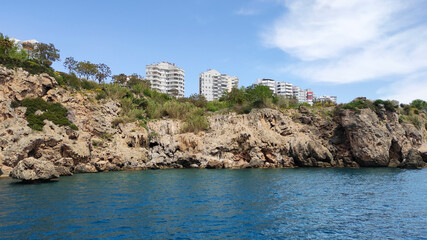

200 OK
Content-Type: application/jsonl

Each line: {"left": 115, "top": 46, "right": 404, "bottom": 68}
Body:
{"left": 377, "top": 71, "right": 427, "bottom": 103}
{"left": 263, "top": 0, "right": 427, "bottom": 100}
{"left": 236, "top": 8, "right": 258, "bottom": 16}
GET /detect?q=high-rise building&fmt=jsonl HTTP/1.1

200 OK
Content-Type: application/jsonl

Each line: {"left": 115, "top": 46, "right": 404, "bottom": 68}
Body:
{"left": 306, "top": 89, "right": 314, "bottom": 105}
{"left": 199, "top": 69, "right": 238, "bottom": 101}
{"left": 275, "top": 81, "right": 293, "bottom": 97}
{"left": 292, "top": 86, "right": 307, "bottom": 103}
{"left": 146, "top": 62, "right": 185, "bottom": 98}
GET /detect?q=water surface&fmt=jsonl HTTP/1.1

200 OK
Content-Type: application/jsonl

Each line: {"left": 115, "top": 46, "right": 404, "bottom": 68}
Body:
{"left": 0, "top": 168, "right": 426, "bottom": 239}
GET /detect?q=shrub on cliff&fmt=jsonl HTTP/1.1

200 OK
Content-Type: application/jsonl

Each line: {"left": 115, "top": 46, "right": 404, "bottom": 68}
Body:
{"left": 181, "top": 113, "right": 209, "bottom": 133}
{"left": 374, "top": 99, "right": 396, "bottom": 112}
{"left": 0, "top": 56, "right": 55, "bottom": 76}
{"left": 410, "top": 99, "right": 427, "bottom": 112}
{"left": 12, "top": 98, "right": 77, "bottom": 131}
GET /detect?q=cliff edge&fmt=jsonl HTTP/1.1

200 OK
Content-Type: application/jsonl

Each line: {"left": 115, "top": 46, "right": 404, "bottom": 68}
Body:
{"left": 0, "top": 66, "right": 426, "bottom": 178}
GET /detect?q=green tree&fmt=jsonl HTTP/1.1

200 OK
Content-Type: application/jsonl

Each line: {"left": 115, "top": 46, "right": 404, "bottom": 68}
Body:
{"left": 0, "top": 33, "right": 14, "bottom": 56}
{"left": 95, "top": 63, "right": 111, "bottom": 83}
{"left": 75, "top": 61, "right": 98, "bottom": 80}
{"left": 246, "top": 85, "right": 273, "bottom": 107}
{"left": 186, "top": 94, "right": 207, "bottom": 108}
{"left": 63, "top": 57, "right": 78, "bottom": 74}
{"left": 127, "top": 73, "right": 151, "bottom": 89}
{"left": 33, "top": 43, "right": 60, "bottom": 67}
{"left": 112, "top": 73, "right": 128, "bottom": 85}
{"left": 221, "top": 87, "right": 246, "bottom": 105}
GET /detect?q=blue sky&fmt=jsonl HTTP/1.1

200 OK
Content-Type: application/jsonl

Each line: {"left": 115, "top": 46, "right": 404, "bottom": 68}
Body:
{"left": 1, "top": 0, "right": 426, "bottom": 103}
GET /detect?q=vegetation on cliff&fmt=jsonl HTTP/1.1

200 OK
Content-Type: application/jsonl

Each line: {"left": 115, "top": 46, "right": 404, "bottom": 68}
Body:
{"left": 11, "top": 98, "right": 77, "bottom": 131}
{"left": 0, "top": 33, "right": 59, "bottom": 76}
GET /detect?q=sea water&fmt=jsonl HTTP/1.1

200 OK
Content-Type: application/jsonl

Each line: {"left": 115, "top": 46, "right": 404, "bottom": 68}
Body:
{"left": 0, "top": 168, "right": 426, "bottom": 239}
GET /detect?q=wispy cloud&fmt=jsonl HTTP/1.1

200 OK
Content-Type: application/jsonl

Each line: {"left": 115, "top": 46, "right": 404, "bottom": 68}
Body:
{"left": 263, "top": 0, "right": 427, "bottom": 102}
{"left": 377, "top": 71, "right": 427, "bottom": 103}
{"left": 235, "top": 8, "right": 258, "bottom": 16}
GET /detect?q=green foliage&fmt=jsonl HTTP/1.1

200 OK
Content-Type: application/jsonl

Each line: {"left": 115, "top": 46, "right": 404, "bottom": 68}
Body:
{"left": 162, "top": 101, "right": 194, "bottom": 119}
{"left": 19, "top": 98, "right": 77, "bottom": 131}
{"left": 373, "top": 99, "right": 396, "bottom": 112}
{"left": 112, "top": 73, "right": 127, "bottom": 85}
{"left": 75, "top": 60, "right": 98, "bottom": 80}
{"left": 221, "top": 87, "right": 246, "bottom": 105}
{"left": 246, "top": 85, "right": 274, "bottom": 108}
{"left": 410, "top": 99, "right": 427, "bottom": 111}
{"left": 276, "top": 96, "right": 299, "bottom": 109}
{"left": 0, "top": 33, "right": 56, "bottom": 76}
{"left": 181, "top": 114, "right": 209, "bottom": 133}
{"left": 0, "top": 55, "right": 55, "bottom": 76}
{"left": 408, "top": 115, "right": 421, "bottom": 129}
{"left": 341, "top": 100, "right": 374, "bottom": 113}
{"left": 10, "top": 100, "right": 21, "bottom": 108}
{"left": 180, "top": 94, "right": 208, "bottom": 108}
{"left": 33, "top": 43, "right": 60, "bottom": 67}
{"left": 146, "top": 100, "right": 162, "bottom": 119}
{"left": 206, "top": 100, "right": 231, "bottom": 112}
{"left": 102, "top": 83, "right": 131, "bottom": 100}
{"left": 54, "top": 71, "right": 99, "bottom": 90}
{"left": 0, "top": 33, "right": 14, "bottom": 56}
{"left": 95, "top": 63, "right": 111, "bottom": 83}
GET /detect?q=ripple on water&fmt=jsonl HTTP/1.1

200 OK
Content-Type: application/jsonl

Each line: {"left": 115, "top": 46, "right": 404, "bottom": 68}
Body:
{"left": 0, "top": 168, "right": 426, "bottom": 239}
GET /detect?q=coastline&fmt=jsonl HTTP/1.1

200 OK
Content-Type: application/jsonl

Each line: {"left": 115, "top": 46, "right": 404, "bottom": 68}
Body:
{"left": 0, "top": 66, "right": 426, "bottom": 181}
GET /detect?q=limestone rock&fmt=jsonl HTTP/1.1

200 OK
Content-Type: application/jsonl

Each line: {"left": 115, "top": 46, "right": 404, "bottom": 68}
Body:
{"left": 399, "top": 149, "right": 425, "bottom": 169}
{"left": 10, "top": 157, "right": 60, "bottom": 181}
{"left": 74, "top": 163, "right": 97, "bottom": 173}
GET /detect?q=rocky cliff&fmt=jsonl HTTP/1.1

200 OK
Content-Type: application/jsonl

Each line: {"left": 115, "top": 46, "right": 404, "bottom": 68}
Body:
{"left": 0, "top": 66, "right": 426, "bottom": 179}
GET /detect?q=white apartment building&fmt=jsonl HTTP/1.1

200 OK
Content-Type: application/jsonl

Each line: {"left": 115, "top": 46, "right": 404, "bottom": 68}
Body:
{"left": 199, "top": 69, "right": 239, "bottom": 101}
{"left": 255, "top": 79, "right": 293, "bottom": 97}
{"left": 146, "top": 62, "right": 185, "bottom": 98}
{"left": 275, "top": 81, "right": 293, "bottom": 97}
{"left": 316, "top": 95, "right": 337, "bottom": 104}
{"left": 293, "top": 86, "right": 307, "bottom": 103}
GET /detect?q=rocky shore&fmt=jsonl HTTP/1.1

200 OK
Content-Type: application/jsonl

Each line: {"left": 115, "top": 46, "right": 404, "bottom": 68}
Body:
{"left": 1, "top": 66, "right": 426, "bottom": 181}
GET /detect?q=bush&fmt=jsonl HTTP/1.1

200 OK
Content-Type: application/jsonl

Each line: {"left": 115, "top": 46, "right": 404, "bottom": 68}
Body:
{"left": 181, "top": 114, "right": 209, "bottom": 133}
{"left": 81, "top": 79, "right": 99, "bottom": 90}
{"left": 0, "top": 56, "right": 55, "bottom": 76}
{"left": 20, "top": 98, "right": 77, "bottom": 131}
{"left": 374, "top": 99, "right": 396, "bottom": 112}
{"left": 410, "top": 99, "right": 427, "bottom": 111}
{"left": 10, "top": 100, "right": 21, "bottom": 108}
{"left": 162, "top": 101, "right": 194, "bottom": 119}
{"left": 146, "top": 100, "right": 162, "bottom": 119}
{"left": 276, "top": 96, "right": 299, "bottom": 109}
{"left": 206, "top": 100, "right": 231, "bottom": 112}
{"left": 103, "top": 83, "right": 131, "bottom": 100}
{"left": 95, "top": 89, "right": 107, "bottom": 100}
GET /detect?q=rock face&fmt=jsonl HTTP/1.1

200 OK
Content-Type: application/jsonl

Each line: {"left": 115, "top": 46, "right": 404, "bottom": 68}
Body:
{"left": 9, "top": 157, "right": 60, "bottom": 181}
{"left": 0, "top": 66, "right": 426, "bottom": 179}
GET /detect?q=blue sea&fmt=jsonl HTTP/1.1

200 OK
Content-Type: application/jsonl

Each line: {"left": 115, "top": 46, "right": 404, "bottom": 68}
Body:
{"left": 0, "top": 168, "right": 426, "bottom": 239}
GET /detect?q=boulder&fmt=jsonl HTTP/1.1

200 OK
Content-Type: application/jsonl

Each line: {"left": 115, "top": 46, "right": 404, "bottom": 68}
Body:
{"left": 418, "top": 143, "right": 427, "bottom": 163}
{"left": 206, "top": 159, "right": 223, "bottom": 169}
{"left": 74, "top": 163, "right": 97, "bottom": 173}
{"left": 9, "top": 157, "right": 60, "bottom": 181}
{"left": 399, "top": 149, "right": 425, "bottom": 169}
{"left": 0, "top": 165, "right": 13, "bottom": 177}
